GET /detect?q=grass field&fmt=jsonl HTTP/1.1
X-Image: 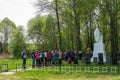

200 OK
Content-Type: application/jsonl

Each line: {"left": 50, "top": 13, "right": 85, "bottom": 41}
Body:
{"left": 0, "top": 59, "right": 32, "bottom": 71}
{"left": 0, "top": 59, "right": 120, "bottom": 80}
{"left": 0, "top": 68, "right": 120, "bottom": 80}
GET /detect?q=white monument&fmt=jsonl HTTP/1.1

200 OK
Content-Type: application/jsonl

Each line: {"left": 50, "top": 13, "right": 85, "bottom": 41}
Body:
{"left": 91, "top": 28, "right": 106, "bottom": 63}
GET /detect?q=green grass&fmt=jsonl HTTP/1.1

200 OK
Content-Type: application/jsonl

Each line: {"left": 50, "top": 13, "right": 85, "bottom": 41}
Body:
{"left": 0, "top": 59, "right": 120, "bottom": 80}
{"left": 0, "top": 68, "right": 118, "bottom": 80}
{"left": 0, "top": 59, "right": 32, "bottom": 71}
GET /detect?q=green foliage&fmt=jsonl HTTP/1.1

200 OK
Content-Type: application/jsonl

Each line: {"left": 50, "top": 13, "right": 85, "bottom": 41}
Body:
{"left": 27, "top": 16, "right": 44, "bottom": 50}
{"left": 9, "top": 26, "right": 26, "bottom": 58}
{"left": 0, "top": 17, "right": 16, "bottom": 38}
{"left": 42, "top": 14, "right": 57, "bottom": 50}
{"left": 0, "top": 18, "right": 16, "bottom": 30}
{"left": 25, "top": 44, "right": 37, "bottom": 57}
{"left": 0, "top": 17, "right": 16, "bottom": 53}
{"left": 27, "top": 15, "right": 57, "bottom": 50}
{"left": 32, "top": 0, "right": 120, "bottom": 56}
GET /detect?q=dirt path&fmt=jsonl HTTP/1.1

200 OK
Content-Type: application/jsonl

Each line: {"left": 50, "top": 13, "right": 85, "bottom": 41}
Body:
{"left": 0, "top": 66, "right": 49, "bottom": 75}
{"left": 0, "top": 68, "right": 23, "bottom": 75}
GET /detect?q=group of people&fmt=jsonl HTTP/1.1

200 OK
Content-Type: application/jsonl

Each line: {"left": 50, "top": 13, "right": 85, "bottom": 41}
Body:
{"left": 21, "top": 48, "right": 93, "bottom": 69}
{"left": 31, "top": 49, "right": 63, "bottom": 68}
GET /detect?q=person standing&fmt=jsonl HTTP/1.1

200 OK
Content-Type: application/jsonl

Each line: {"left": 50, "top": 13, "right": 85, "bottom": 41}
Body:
{"left": 55, "top": 50, "right": 59, "bottom": 65}
{"left": 21, "top": 49, "right": 27, "bottom": 69}
{"left": 70, "top": 48, "right": 75, "bottom": 62}
{"left": 65, "top": 49, "right": 70, "bottom": 62}
{"left": 51, "top": 50, "right": 55, "bottom": 65}
{"left": 90, "top": 50, "right": 93, "bottom": 58}
{"left": 47, "top": 50, "right": 52, "bottom": 66}
{"left": 78, "top": 50, "right": 82, "bottom": 60}
{"left": 41, "top": 51, "right": 44, "bottom": 66}
{"left": 58, "top": 50, "right": 62, "bottom": 65}
{"left": 32, "top": 50, "right": 36, "bottom": 68}
{"left": 35, "top": 51, "right": 40, "bottom": 67}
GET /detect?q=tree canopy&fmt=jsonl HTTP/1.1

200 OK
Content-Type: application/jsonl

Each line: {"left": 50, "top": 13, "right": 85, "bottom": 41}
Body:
{"left": 0, "top": 0, "right": 120, "bottom": 64}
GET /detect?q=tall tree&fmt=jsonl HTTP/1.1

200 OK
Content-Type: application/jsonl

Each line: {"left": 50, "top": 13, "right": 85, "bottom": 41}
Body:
{"left": 72, "top": 0, "right": 81, "bottom": 51}
{"left": 43, "top": 14, "right": 57, "bottom": 50}
{"left": 27, "top": 16, "right": 44, "bottom": 50}
{"left": 101, "top": 0, "right": 120, "bottom": 65}
{"left": 82, "top": 0, "right": 98, "bottom": 50}
{"left": 0, "top": 32, "right": 4, "bottom": 54}
{"left": 54, "top": 0, "right": 62, "bottom": 50}
{"left": 9, "top": 26, "right": 26, "bottom": 58}
{"left": 35, "top": 0, "right": 62, "bottom": 50}
{"left": 0, "top": 18, "right": 16, "bottom": 54}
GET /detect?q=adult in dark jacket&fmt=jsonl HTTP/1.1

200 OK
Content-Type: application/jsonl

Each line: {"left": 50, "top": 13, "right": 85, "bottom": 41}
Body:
{"left": 32, "top": 50, "right": 36, "bottom": 68}
{"left": 21, "top": 49, "right": 27, "bottom": 69}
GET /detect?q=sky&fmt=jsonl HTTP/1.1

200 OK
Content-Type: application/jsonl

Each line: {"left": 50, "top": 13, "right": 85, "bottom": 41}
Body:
{"left": 0, "top": 0, "right": 37, "bottom": 27}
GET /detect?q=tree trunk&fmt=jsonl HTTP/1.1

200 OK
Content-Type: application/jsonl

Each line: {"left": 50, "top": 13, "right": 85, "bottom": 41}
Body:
{"left": 4, "top": 33, "right": 8, "bottom": 54}
{"left": 73, "top": 0, "right": 81, "bottom": 51}
{"left": 89, "top": 12, "right": 94, "bottom": 50}
{"left": 71, "top": 31, "right": 74, "bottom": 48}
{"left": 55, "top": 0, "right": 62, "bottom": 50}
{"left": 86, "top": 22, "right": 90, "bottom": 49}
{"left": 0, "top": 41, "right": 2, "bottom": 54}
{"left": 110, "top": 17, "right": 118, "bottom": 65}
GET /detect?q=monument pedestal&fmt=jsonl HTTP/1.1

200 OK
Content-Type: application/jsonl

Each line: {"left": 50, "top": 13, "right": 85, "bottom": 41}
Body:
{"left": 91, "top": 43, "right": 106, "bottom": 63}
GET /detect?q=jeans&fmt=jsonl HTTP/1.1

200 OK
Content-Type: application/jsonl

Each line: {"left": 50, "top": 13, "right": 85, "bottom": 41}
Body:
{"left": 32, "top": 58, "right": 35, "bottom": 68}
{"left": 22, "top": 58, "right": 26, "bottom": 69}
{"left": 55, "top": 57, "right": 59, "bottom": 65}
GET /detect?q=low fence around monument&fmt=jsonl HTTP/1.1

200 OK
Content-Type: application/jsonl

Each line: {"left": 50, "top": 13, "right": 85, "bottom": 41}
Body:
{"left": 0, "top": 63, "right": 120, "bottom": 74}
{"left": 40, "top": 64, "right": 120, "bottom": 74}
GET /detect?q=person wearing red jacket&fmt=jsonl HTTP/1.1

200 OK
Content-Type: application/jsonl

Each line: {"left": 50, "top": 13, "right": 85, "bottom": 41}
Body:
{"left": 35, "top": 51, "right": 40, "bottom": 67}
{"left": 47, "top": 50, "right": 52, "bottom": 66}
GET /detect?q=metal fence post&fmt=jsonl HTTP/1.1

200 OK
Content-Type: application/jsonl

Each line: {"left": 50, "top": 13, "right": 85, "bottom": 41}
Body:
{"left": 4, "top": 64, "right": 8, "bottom": 72}
{"left": 59, "top": 64, "right": 61, "bottom": 73}
{"left": 0, "top": 64, "right": 1, "bottom": 72}
{"left": 118, "top": 60, "right": 120, "bottom": 74}
{"left": 16, "top": 64, "right": 17, "bottom": 72}
{"left": 7, "top": 64, "right": 8, "bottom": 71}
